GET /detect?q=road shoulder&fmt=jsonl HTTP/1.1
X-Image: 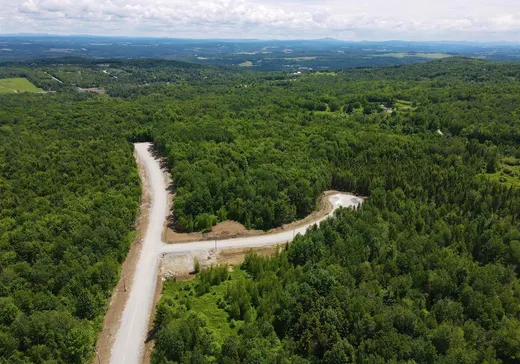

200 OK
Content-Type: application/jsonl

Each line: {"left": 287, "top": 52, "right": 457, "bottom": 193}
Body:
{"left": 93, "top": 149, "right": 151, "bottom": 364}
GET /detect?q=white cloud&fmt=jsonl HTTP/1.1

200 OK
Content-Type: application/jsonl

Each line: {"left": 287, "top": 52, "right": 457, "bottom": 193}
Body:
{"left": 0, "top": 0, "right": 519, "bottom": 40}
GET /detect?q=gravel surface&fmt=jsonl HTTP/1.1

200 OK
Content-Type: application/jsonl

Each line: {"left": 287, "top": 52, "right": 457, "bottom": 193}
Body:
{"left": 110, "top": 143, "right": 168, "bottom": 364}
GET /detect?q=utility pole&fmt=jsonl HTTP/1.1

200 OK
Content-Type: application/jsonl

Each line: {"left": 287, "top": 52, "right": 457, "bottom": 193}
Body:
{"left": 123, "top": 272, "right": 127, "bottom": 292}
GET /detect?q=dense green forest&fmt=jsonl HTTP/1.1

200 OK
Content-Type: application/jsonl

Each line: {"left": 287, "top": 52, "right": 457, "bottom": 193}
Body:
{"left": 153, "top": 138, "right": 520, "bottom": 363}
{"left": 0, "top": 96, "right": 143, "bottom": 362}
{"left": 1, "top": 57, "right": 520, "bottom": 362}
{"left": 147, "top": 59, "right": 520, "bottom": 363}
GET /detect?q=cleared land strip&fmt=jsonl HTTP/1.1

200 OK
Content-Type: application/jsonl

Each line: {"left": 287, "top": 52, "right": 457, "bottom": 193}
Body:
{"left": 43, "top": 71, "right": 64, "bottom": 83}
{"left": 108, "top": 142, "right": 364, "bottom": 364}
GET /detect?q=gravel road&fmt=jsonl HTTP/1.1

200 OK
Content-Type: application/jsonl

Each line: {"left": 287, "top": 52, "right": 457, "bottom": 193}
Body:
{"left": 161, "top": 193, "right": 363, "bottom": 255}
{"left": 109, "top": 143, "right": 364, "bottom": 364}
{"left": 110, "top": 143, "right": 168, "bottom": 364}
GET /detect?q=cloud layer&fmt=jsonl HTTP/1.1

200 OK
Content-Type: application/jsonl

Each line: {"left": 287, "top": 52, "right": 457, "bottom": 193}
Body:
{"left": 1, "top": 0, "right": 519, "bottom": 41}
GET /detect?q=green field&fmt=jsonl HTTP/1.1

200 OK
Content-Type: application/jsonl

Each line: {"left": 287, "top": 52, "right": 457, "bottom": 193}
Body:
{"left": 483, "top": 157, "right": 520, "bottom": 187}
{"left": 308, "top": 71, "right": 337, "bottom": 76}
{"left": 157, "top": 268, "right": 245, "bottom": 346}
{"left": 394, "top": 99, "right": 417, "bottom": 111}
{"left": 0, "top": 78, "right": 43, "bottom": 93}
{"left": 375, "top": 52, "right": 452, "bottom": 59}
{"left": 238, "top": 61, "right": 253, "bottom": 67}
{"left": 283, "top": 56, "right": 317, "bottom": 61}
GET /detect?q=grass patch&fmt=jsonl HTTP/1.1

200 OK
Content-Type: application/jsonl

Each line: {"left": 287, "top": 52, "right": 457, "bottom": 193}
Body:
{"left": 0, "top": 78, "right": 43, "bottom": 93}
{"left": 394, "top": 99, "right": 417, "bottom": 111}
{"left": 283, "top": 57, "right": 317, "bottom": 61}
{"left": 414, "top": 53, "right": 452, "bottom": 59}
{"left": 481, "top": 158, "right": 520, "bottom": 187}
{"left": 374, "top": 53, "right": 452, "bottom": 59}
{"left": 307, "top": 71, "right": 337, "bottom": 77}
{"left": 503, "top": 157, "right": 520, "bottom": 167}
{"left": 377, "top": 52, "right": 406, "bottom": 59}
{"left": 238, "top": 61, "right": 253, "bottom": 67}
{"left": 159, "top": 268, "right": 247, "bottom": 345}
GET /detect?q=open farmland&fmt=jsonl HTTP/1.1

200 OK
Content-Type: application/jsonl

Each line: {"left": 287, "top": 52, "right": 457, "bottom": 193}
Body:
{"left": 0, "top": 78, "right": 44, "bottom": 93}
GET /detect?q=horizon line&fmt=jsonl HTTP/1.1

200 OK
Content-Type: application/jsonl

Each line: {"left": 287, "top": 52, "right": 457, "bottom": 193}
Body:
{"left": 0, "top": 33, "right": 519, "bottom": 45}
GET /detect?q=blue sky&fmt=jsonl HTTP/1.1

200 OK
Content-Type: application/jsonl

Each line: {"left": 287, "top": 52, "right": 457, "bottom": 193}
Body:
{"left": 1, "top": 0, "right": 519, "bottom": 41}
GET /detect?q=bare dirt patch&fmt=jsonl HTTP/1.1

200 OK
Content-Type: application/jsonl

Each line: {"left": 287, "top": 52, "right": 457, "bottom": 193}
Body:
{"left": 159, "top": 244, "right": 283, "bottom": 281}
{"left": 78, "top": 87, "right": 107, "bottom": 94}
{"left": 164, "top": 190, "right": 339, "bottom": 244}
{"left": 165, "top": 220, "right": 264, "bottom": 243}
{"left": 217, "top": 245, "right": 282, "bottom": 265}
{"left": 94, "top": 150, "right": 151, "bottom": 364}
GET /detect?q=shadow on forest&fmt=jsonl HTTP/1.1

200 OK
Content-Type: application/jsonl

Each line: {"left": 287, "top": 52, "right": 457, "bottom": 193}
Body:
{"left": 145, "top": 327, "right": 157, "bottom": 345}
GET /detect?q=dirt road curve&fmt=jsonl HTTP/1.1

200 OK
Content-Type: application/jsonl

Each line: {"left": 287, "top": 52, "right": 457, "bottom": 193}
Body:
{"left": 109, "top": 143, "right": 363, "bottom": 364}
{"left": 161, "top": 193, "right": 363, "bottom": 254}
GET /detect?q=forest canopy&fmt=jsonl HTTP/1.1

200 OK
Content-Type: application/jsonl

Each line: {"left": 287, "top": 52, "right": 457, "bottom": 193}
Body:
{"left": 0, "top": 57, "right": 520, "bottom": 362}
